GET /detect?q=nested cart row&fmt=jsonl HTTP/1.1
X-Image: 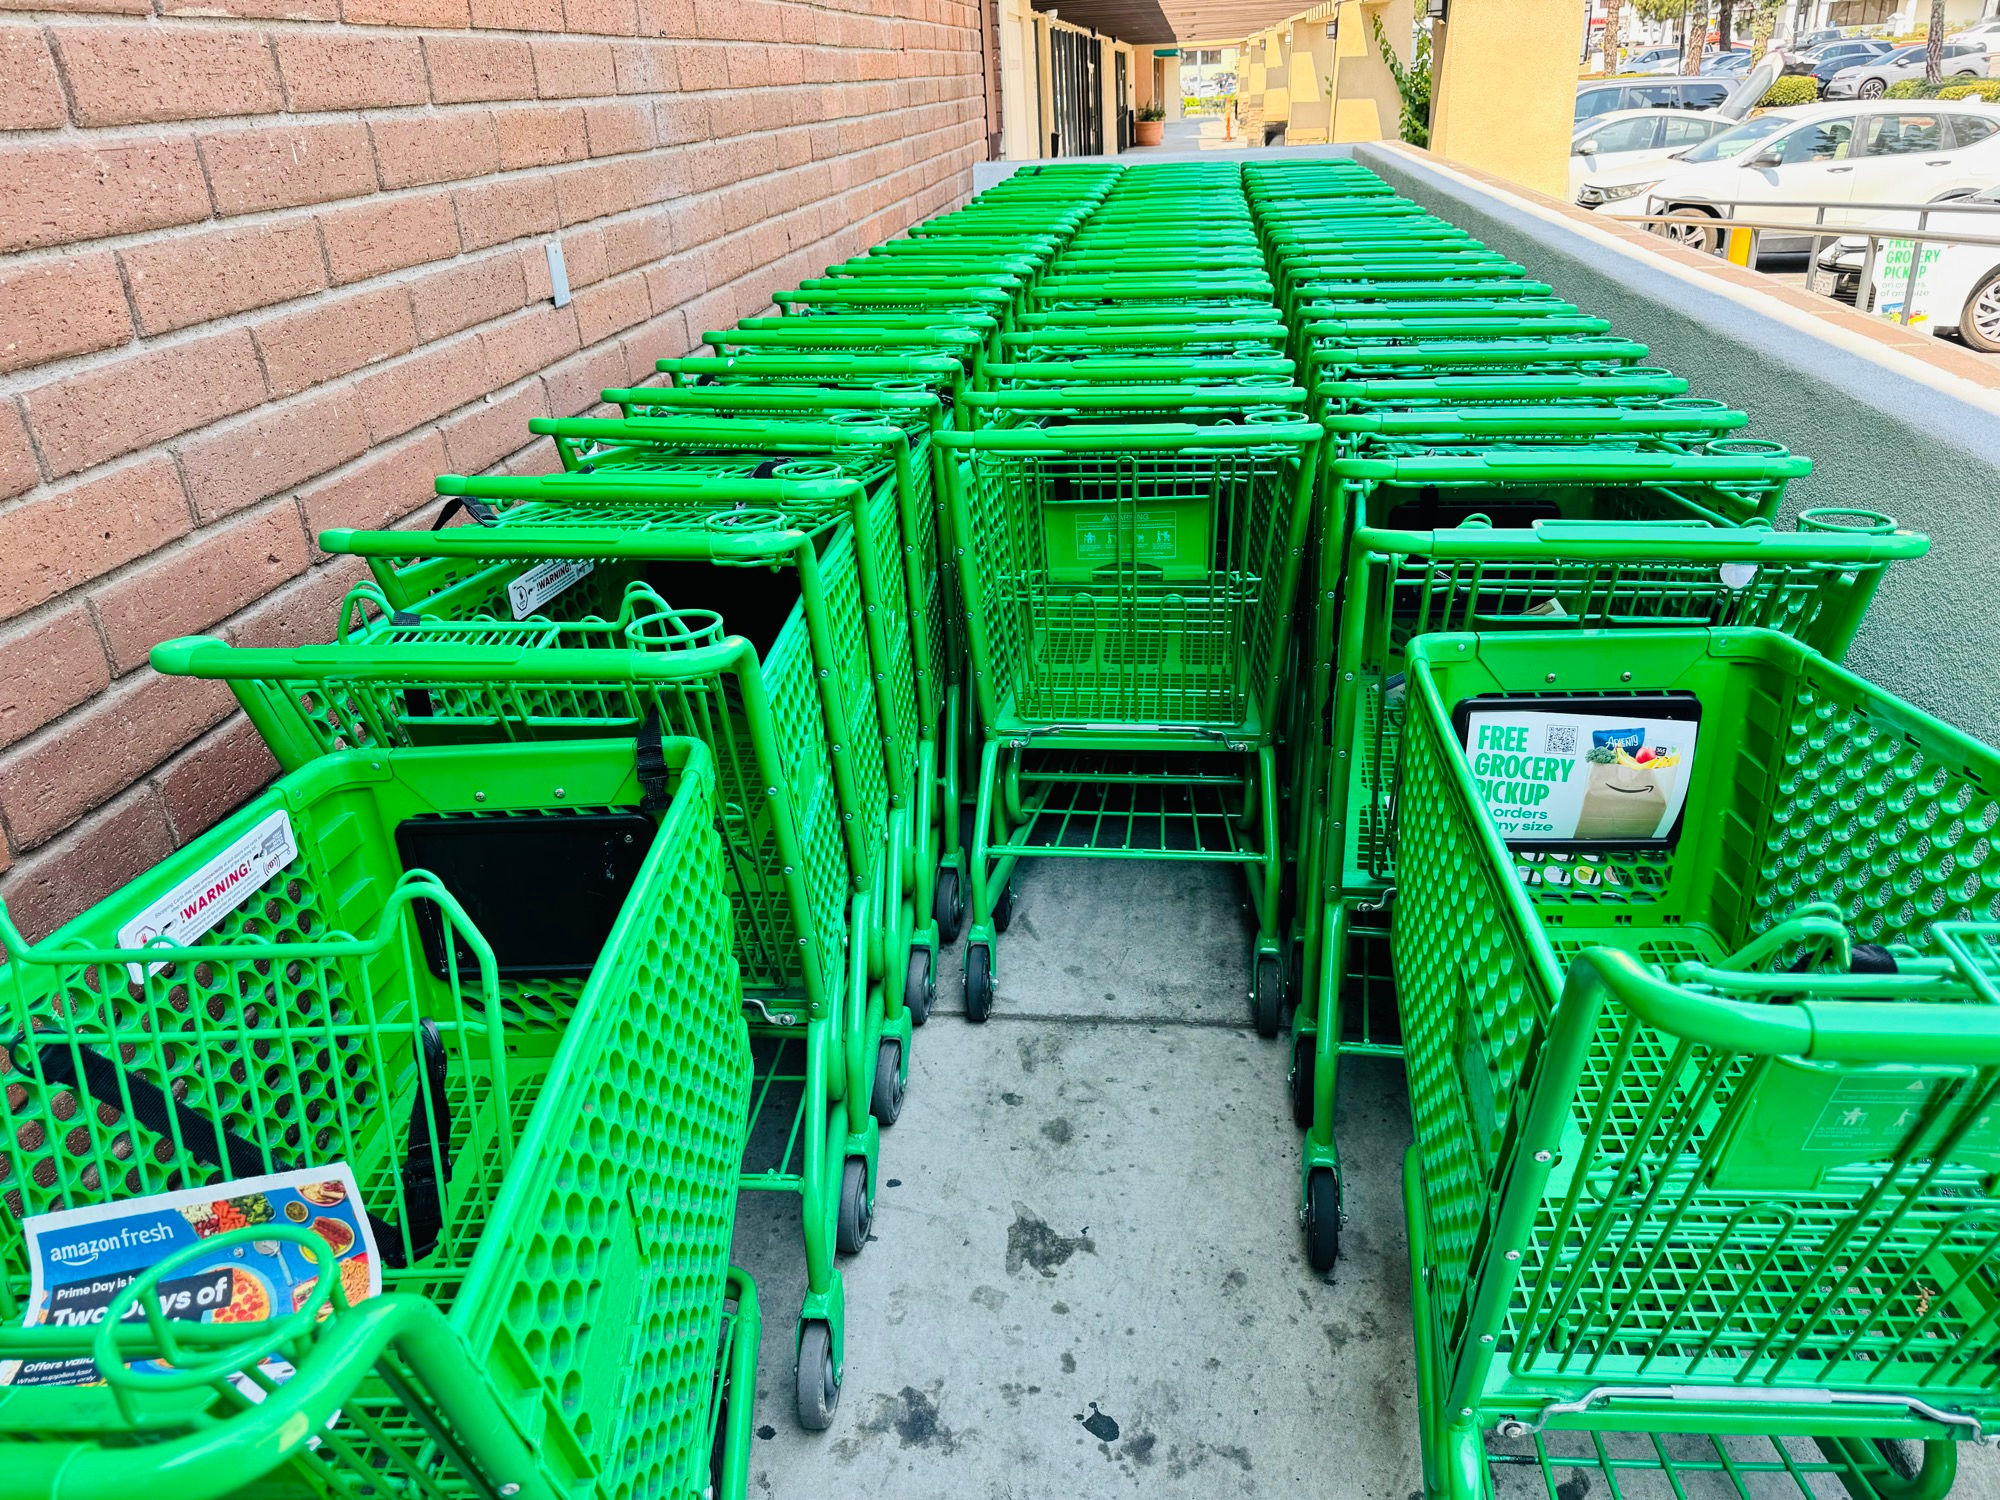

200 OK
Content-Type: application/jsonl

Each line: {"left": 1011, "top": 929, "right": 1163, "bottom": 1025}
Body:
{"left": 3, "top": 152, "right": 1993, "bottom": 1500}
{"left": 0, "top": 162, "right": 1126, "bottom": 1494}
{"left": 1246, "top": 156, "right": 2000, "bottom": 1500}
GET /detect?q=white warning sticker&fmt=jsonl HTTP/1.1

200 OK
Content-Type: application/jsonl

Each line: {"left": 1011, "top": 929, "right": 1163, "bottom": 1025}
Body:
{"left": 117, "top": 810, "right": 298, "bottom": 976}
{"left": 507, "top": 558, "right": 594, "bottom": 620}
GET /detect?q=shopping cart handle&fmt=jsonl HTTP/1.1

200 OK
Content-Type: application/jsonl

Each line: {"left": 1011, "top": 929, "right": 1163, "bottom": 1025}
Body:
{"left": 658, "top": 353, "right": 961, "bottom": 377}
{"left": 1316, "top": 372, "right": 1689, "bottom": 403}
{"left": 1334, "top": 450, "right": 1810, "bottom": 481}
{"left": 936, "top": 422, "right": 1323, "bottom": 452}
{"left": 609, "top": 384, "right": 944, "bottom": 417}
{"left": 1327, "top": 408, "right": 1748, "bottom": 438}
{"left": 1306, "top": 317, "right": 1614, "bottom": 339}
{"left": 528, "top": 415, "right": 910, "bottom": 448}
{"left": 966, "top": 382, "right": 1305, "bottom": 412}
{"left": 1354, "top": 520, "right": 1927, "bottom": 562}
{"left": 982, "top": 358, "right": 1298, "bottom": 383}
{"left": 155, "top": 633, "right": 533, "bottom": 678}
{"left": 1570, "top": 947, "right": 2000, "bottom": 1066}
{"left": 998, "top": 322, "right": 1291, "bottom": 344}
{"left": 156, "top": 634, "right": 769, "bottom": 690}
{"left": 430, "top": 469, "right": 863, "bottom": 504}
{"left": 0, "top": 1293, "right": 558, "bottom": 1500}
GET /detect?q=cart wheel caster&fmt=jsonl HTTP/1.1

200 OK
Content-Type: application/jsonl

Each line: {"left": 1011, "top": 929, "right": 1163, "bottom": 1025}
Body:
{"left": 796, "top": 1320, "right": 840, "bottom": 1431}
{"left": 1872, "top": 1440, "right": 1923, "bottom": 1480}
{"left": 1289, "top": 1033, "right": 1315, "bottom": 1130}
{"left": 1306, "top": 1168, "right": 1341, "bottom": 1274}
{"left": 1253, "top": 953, "right": 1283, "bottom": 1039}
{"left": 837, "top": 1156, "right": 872, "bottom": 1254}
{"left": 871, "top": 1037, "right": 905, "bottom": 1126}
{"left": 904, "top": 947, "right": 934, "bottom": 1027}
{"left": 934, "top": 865, "right": 966, "bottom": 944}
{"left": 992, "top": 882, "right": 1016, "bottom": 934}
{"left": 965, "top": 943, "right": 994, "bottom": 1023}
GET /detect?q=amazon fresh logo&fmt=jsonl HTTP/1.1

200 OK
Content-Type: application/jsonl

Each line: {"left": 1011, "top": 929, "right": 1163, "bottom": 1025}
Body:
{"left": 46, "top": 1221, "right": 174, "bottom": 1270}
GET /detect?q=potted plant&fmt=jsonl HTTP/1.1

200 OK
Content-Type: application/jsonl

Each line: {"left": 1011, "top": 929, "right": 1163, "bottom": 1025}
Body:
{"left": 1135, "top": 104, "right": 1165, "bottom": 146}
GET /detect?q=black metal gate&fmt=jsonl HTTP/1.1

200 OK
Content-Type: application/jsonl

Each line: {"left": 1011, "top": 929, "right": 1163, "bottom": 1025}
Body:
{"left": 1115, "top": 50, "right": 1130, "bottom": 151}
{"left": 1050, "top": 28, "right": 1103, "bottom": 156}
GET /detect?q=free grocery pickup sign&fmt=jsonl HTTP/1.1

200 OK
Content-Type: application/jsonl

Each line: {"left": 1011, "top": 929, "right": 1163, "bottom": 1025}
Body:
{"left": 1458, "top": 699, "right": 1701, "bottom": 847}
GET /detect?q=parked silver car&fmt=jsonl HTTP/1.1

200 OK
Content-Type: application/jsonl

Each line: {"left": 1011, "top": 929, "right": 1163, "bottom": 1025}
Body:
{"left": 1576, "top": 76, "right": 1734, "bottom": 121}
{"left": 1825, "top": 40, "right": 1989, "bottom": 98}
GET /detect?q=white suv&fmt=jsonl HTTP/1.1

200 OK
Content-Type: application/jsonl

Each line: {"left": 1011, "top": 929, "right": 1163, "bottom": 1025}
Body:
{"left": 1635, "top": 100, "right": 2000, "bottom": 251}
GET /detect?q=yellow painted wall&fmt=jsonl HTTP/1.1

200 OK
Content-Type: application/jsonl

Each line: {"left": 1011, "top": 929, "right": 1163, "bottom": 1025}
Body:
{"left": 1262, "top": 29, "right": 1291, "bottom": 123}
{"left": 1325, "top": 0, "right": 1410, "bottom": 144}
{"left": 1429, "top": 0, "right": 1577, "bottom": 197}
{"left": 1285, "top": 21, "right": 1330, "bottom": 139}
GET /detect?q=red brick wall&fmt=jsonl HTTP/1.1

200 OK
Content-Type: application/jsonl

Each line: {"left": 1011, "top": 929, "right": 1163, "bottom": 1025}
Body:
{"left": 0, "top": 0, "right": 987, "bottom": 941}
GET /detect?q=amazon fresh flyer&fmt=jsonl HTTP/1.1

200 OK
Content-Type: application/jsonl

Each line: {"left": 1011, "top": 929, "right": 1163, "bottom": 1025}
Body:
{"left": 3, "top": 1165, "right": 378, "bottom": 1389}
{"left": 1459, "top": 704, "right": 1701, "bottom": 846}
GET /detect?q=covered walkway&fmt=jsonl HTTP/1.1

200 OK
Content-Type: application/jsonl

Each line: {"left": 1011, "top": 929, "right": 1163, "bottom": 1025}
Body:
{"left": 1128, "top": 115, "right": 1252, "bottom": 153}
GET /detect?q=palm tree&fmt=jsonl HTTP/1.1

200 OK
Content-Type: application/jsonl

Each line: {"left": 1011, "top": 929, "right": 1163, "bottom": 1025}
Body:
{"left": 1926, "top": 0, "right": 1946, "bottom": 83}
{"left": 1681, "top": 0, "right": 1710, "bottom": 72}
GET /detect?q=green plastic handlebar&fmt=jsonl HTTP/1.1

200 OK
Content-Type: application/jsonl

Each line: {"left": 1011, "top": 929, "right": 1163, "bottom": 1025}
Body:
{"left": 429, "top": 469, "right": 862, "bottom": 504}
{"left": 935, "top": 422, "right": 1322, "bottom": 453}
{"left": 607, "top": 383, "right": 944, "bottom": 416}
{"left": 1334, "top": 450, "right": 1811, "bottom": 482}
{"left": 528, "top": 415, "right": 910, "bottom": 449}
{"left": 962, "top": 384, "right": 1305, "bottom": 413}
{"left": 1351, "top": 517, "right": 1928, "bottom": 563}
{"left": 97, "top": 1225, "right": 340, "bottom": 1392}
{"left": 1572, "top": 944, "right": 2000, "bottom": 1067}
{"left": 1327, "top": 407, "right": 1747, "bottom": 438}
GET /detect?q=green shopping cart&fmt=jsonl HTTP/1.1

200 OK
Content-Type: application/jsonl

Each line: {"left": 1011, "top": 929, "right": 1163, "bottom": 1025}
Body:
{"left": 0, "top": 733, "right": 758, "bottom": 1497}
{"left": 1394, "top": 626, "right": 2000, "bottom": 1499}
{"left": 154, "top": 602, "right": 885, "bottom": 1431}
{"left": 935, "top": 409, "right": 1322, "bottom": 1027}
{"left": 323, "top": 470, "right": 918, "bottom": 1020}
{"left": 532, "top": 408, "right": 964, "bottom": 968}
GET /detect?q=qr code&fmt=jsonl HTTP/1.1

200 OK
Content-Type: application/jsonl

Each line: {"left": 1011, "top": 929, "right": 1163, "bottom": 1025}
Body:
{"left": 1543, "top": 724, "right": 1577, "bottom": 755}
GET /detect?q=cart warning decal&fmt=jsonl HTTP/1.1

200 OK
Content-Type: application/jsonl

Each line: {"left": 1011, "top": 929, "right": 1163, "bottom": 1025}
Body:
{"left": 507, "top": 557, "right": 595, "bottom": 619}
{"left": 1072, "top": 510, "right": 1179, "bottom": 564}
{"left": 117, "top": 809, "right": 297, "bottom": 974}
{"left": 1803, "top": 1075, "right": 2000, "bottom": 1155}
{"left": 4, "top": 1165, "right": 379, "bottom": 1389}
{"left": 1453, "top": 696, "right": 1702, "bottom": 848}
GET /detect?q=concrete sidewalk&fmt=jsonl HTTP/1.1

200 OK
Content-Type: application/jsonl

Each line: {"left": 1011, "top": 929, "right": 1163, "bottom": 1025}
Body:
{"left": 731, "top": 860, "right": 1421, "bottom": 1498}
{"left": 729, "top": 855, "right": 2000, "bottom": 1497}
{"left": 1125, "top": 116, "right": 1251, "bottom": 154}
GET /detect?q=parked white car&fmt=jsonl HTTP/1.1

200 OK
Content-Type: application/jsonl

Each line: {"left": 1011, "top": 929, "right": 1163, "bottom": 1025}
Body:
{"left": 1810, "top": 185, "right": 2000, "bottom": 349}
{"left": 1824, "top": 39, "right": 1990, "bottom": 97}
{"left": 1572, "top": 50, "right": 1789, "bottom": 202}
{"left": 1579, "top": 111, "right": 1799, "bottom": 207}
{"left": 1570, "top": 109, "right": 1740, "bottom": 197}
{"left": 1638, "top": 100, "right": 2000, "bottom": 251}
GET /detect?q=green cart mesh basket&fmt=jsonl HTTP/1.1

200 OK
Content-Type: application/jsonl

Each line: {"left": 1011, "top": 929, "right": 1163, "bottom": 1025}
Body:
{"left": 0, "top": 736, "right": 752, "bottom": 1500}
{"left": 1393, "top": 627, "right": 2000, "bottom": 1499}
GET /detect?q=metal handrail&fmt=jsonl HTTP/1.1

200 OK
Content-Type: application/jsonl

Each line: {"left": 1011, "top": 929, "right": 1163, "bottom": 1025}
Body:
{"left": 1606, "top": 197, "right": 2000, "bottom": 325}
{"left": 1628, "top": 195, "right": 2000, "bottom": 214}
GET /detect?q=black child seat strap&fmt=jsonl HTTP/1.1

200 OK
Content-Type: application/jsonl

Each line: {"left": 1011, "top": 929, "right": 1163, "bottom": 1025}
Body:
{"left": 367, "top": 1019, "right": 453, "bottom": 1268}
{"left": 635, "top": 709, "right": 670, "bottom": 812}
{"left": 430, "top": 496, "right": 497, "bottom": 530}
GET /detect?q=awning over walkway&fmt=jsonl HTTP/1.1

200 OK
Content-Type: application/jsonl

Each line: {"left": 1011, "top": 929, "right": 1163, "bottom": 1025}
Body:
{"left": 1028, "top": 0, "right": 1307, "bottom": 45}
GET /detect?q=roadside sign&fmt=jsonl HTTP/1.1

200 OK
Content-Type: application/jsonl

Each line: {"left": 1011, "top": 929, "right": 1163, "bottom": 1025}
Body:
{"left": 1872, "top": 237, "right": 1944, "bottom": 326}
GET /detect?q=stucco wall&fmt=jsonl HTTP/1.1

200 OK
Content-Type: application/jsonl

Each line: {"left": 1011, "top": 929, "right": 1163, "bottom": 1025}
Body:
{"left": 1357, "top": 141, "right": 2000, "bottom": 745}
